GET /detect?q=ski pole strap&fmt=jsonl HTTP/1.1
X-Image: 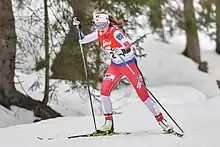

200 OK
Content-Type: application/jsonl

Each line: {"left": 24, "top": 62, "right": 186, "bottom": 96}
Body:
{"left": 77, "top": 29, "right": 84, "bottom": 40}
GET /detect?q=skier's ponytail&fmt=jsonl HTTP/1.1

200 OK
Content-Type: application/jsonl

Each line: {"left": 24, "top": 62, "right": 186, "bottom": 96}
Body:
{"left": 108, "top": 15, "right": 124, "bottom": 26}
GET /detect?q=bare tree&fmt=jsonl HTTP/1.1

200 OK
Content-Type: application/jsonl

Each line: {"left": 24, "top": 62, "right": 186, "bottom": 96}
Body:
{"left": 0, "top": 0, "right": 61, "bottom": 119}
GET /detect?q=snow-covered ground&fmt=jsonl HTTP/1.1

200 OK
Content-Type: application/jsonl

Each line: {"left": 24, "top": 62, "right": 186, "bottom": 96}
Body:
{"left": 138, "top": 37, "right": 219, "bottom": 98}
{"left": 0, "top": 90, "right": 220, "bottom": 147}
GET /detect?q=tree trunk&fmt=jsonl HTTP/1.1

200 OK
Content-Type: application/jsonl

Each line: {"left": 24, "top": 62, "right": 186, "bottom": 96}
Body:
{"left": 51, "top": 0, "right": 95, "bottom": 82}
{"left": 43, "top": 0, "right": 50, "bottom": 104}
{"left": 0, "top": 0, "right": 61, "bottom": 119}
{"left": 217, "top": 80, "right": 220, "bottom": 89}
{"left": 183, "top": 0, "right": 201, "bottom": 63}
{"left": 148, "top": 0, "right": 165, "bottom": 39}
{"left": 215, "top": 0, "right": 220, "bottom": 55}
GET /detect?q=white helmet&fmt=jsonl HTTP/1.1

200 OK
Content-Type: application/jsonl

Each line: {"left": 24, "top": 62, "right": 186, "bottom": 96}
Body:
{"left": 93, "top": 13, "right": 109, "bottom": 23}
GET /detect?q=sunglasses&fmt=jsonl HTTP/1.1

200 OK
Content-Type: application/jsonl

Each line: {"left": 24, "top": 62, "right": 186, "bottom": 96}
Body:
{"left": 95, "top": 23, "right": 108, "bottom": 29}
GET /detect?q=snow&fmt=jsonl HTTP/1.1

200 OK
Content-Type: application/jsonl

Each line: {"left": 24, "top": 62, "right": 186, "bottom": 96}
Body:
{"left": 137, "top": 37, "right": 220, "bottom": 98}
{"left": 201, "top": 50, "right": 220, "bottom": 81}
{"left": 0, "top": 105, "right": 36, "bottom": 128}
{"left": 1, "top": 93, "right": 220, "bottom": 147}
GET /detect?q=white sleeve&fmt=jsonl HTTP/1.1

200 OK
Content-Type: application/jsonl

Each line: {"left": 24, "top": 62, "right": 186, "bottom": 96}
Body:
{"left": 113, "top": 30, "right": 131, "bottom": 50}
{"left": 80, "top": 30, "right": 98, "bottom": 44}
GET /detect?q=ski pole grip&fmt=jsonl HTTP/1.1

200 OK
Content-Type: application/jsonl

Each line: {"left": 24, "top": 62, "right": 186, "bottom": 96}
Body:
{"left": 73, "top": 17, "right": 80, "bottom": 26}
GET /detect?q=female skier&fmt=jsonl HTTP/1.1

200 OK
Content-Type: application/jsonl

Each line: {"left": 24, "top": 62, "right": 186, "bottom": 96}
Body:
{"left": 78, "top": 12, "right": 173, "bottom": 133}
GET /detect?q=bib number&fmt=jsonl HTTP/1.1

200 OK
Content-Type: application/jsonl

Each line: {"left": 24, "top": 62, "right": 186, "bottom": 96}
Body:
{"left": 109, "top": 48, "right": 126, "bottom": 59}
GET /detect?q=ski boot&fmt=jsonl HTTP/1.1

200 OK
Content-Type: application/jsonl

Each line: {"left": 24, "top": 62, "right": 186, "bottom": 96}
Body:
{"left": 98, "top": 113, "right": 114, "bottom": 134}
{"left": 155, "top": 113, "right": 174, "bottom": 133}
{"left": 98, "top": 119, "right": 114, "bottom": 134}
{"left": 158, "top": 119, "right": 174, "bottom": 133}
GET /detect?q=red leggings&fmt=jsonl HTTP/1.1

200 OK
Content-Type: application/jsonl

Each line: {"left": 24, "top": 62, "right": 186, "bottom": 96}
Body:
{"left": 101, "top": 62, "right": 150, "bottom": 101}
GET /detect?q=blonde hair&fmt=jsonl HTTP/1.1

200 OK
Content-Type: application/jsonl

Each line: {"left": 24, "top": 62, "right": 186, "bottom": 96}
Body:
{"left": 94, "top": 11, "right": 124, "bottom": 26}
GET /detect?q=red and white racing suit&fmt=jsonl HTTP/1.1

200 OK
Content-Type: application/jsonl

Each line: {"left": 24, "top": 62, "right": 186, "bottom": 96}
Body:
{"left": 80, "top": 26, "right": 163, "bottom": 122}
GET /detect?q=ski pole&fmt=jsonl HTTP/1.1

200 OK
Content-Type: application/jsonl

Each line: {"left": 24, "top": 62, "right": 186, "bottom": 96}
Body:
{"left": 131, "top": 32, "right": 151, "bottom": 46}
{"left": 73, "top": 18, "right": 98, "bottom": 131}
{"left": 117, "top": 54, "right": 184, "bottom": 134}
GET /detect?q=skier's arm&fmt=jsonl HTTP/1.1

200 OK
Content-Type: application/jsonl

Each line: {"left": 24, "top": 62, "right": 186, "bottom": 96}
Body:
{"left": 79, "top": 30, "right": 98, "bottom": 44}
{"left": 113, "top": 30, "right": 131, "bottom": 50}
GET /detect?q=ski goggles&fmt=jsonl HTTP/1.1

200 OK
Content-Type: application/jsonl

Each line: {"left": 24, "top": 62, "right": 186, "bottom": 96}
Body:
{"left": 95, "top": 23, "right": 108, "bottom": 29}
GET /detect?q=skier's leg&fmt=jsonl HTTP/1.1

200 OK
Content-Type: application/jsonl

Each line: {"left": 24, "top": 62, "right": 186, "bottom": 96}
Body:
{"left": 99, "top": 63, "right": 122, "bottom": 132}
{"left": 121, "top": 62, "right": 173, "bottom": 132}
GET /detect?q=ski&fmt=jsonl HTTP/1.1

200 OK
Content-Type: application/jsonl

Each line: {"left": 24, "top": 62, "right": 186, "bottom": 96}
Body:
{"left": 164, "top": 131, "right": 184, "bottom": 138}
{"left": 67, "top": 130, "right": 184, "bottom": 139}
{"left": 68, "top": 130, "right": 132, "bottom": 139}
{"left": 37, "top": 131, "right": 131, "bottom": 140}
{"left": 37, "top": 130, "right": 183, "bottom": 140}
{"left": 173, "top": 132, "right": 184, "bottom": 137}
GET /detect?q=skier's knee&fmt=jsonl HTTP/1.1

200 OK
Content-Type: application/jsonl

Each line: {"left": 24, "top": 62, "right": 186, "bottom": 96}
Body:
{"left": 101, "top": 89, "right": 110, "bottom": 96}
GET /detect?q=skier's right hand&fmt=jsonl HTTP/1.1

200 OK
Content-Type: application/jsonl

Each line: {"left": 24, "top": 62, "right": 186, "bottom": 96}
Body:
{"left": 73, "top": 17, "right": 80, "bottom": 26}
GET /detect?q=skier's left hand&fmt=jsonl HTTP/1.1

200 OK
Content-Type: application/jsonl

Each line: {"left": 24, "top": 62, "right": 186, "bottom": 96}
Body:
{"left": 113, "top": 48, "right": 124, "bottom": 55}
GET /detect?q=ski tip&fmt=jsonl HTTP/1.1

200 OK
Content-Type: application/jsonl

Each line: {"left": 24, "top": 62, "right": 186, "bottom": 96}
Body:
{"left": 37, "top": 137, "right": 43, "bottom": 140}
{"left": 37, "top": 136, "right": 55, "bottom": 140}
{"left": 173, "top": 132, "right": 184, "bottom": 138}
{"left": 163, "top": 131, "right": 184, "bottom": 138}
